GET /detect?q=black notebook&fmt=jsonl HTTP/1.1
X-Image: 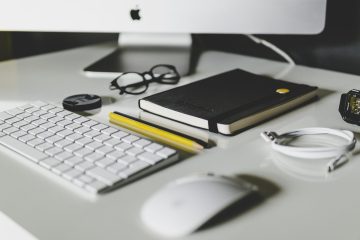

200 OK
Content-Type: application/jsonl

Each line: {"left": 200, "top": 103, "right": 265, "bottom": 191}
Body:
{"left": 139, "top": 69, "right": 318, "bottom": 135}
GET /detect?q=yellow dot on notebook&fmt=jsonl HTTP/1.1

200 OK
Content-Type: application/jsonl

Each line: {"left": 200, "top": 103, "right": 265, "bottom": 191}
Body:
{"left": 276, "top": 88, "right": 290, "bottom": 94}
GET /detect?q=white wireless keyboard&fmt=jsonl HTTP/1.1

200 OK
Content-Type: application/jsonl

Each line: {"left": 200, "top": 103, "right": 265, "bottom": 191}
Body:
{"left": 0, "top": 101, "right": 179, "bottom": 195}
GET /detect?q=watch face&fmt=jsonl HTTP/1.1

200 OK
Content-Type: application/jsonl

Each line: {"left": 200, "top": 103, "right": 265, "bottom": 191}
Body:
{"left": 348, "top": 95, "right": 360, "bottom": 115}
{"left": 339, "top": 89, "right": 360, "bottom": 125}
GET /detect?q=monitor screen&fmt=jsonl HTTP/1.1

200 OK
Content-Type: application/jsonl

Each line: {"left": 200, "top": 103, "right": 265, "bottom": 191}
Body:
{"left": 0, "top": 0, "right": 327, "bottom": 76}
{"left": 0, "top": 0, "right": 326, "bottom": 34}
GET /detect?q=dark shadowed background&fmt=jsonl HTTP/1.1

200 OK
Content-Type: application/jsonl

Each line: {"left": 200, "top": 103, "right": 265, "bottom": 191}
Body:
{"left": 1, "top": 0, "right": 359, "bottom": 75}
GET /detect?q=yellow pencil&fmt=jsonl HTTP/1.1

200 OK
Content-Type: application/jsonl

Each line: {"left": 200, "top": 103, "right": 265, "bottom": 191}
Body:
{"left": 109, "top": 112, "right": 204, "bottom": 153}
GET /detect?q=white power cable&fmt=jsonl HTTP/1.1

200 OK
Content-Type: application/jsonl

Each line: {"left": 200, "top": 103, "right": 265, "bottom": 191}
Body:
{"left": 261, "top": 128, "right": 357, "bottom": 172}
{"left": 245, "top": 34, "right": 295, "bottom": 79}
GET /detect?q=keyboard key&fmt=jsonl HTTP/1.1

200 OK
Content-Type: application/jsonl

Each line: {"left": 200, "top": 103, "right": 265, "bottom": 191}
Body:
{"left": 118, "top": 161, "right": 151, "bottom": 178}
{"left": 74, "top": 147, "right": 93, "bottom": 158}
{"left": 107, "top": 162, "right": 127, "bottom": 174}
{"left": 64, "top": 143, "right": 83, "bottom": 152}
{"left": 56, "top": 110, "right": 72, "bottom": 117}
{"left": 133, "top": 139, "right": 151, "bottom": 148}
{"left": 32, "top": 118, "right": 47, "bottom": 126}
{"left": 82, "top": 120, "right": 98, "bottom": 128}
{"left": 73, "top": 174, "right": 94, "bottom": 187}
{"left": 85, "top": 152, "right": 103, "bottom": 162}
{"left": 93, "top": 134, "right": 111, "bottom": 143}
{"left": 40, "top": 104, "right": 56, "bottom": 111}
{"left": 118, "top": 155, "right": 137, "bottom": 165}
{"left": 19, "top": 134, "right": 36, "bottom": 143}
{"left": 37, "top": 131, "right": 54, "bottom": 140}
{"left": 74, "top": 126, "right": 91, "bottom": 135}
{"left": 45, "top": 147, "right": 64, "bottom": 156}
{"left": 65, "top": 113, "right": 81, "bottom": 121}
{"left": 76, "top": 137, "right": 93, "bottom": 146}
{"left": 39, "top": 158, "right": 61, "bottom": 169}
{"left": 138, "top": 152, "right": 164, "bottom": 165}
{"left": 101, "top": 127, "right": 118, "bottom": 136}
{"left": 52, "top": 163, "right": 72, "bottom": 175}
{"left": 85, "top": 180, "right": 107, "bottom": 193}
{"left": 31, "top": 101, "right": 48, "bottom": 108}
{"left": 4, "top": 127, "right": 20, "bottom": 135}
{"left": 40, "top": 113, "right": 56, "bottom": 120}
{"left": 39, "top": 122, "right": 56, "bottom": 130}
{"left": 62, "top": 168, "right": 82, "bottom": 181}
{"left": 54, "top": 151, "right": 73, "bottom": 161}
{"left": 55, "top": 139, "right": 72, "bottom": 148}
{"left": 144, "top": 143, "right": 163, "bottom": 153}
{"left": 85, "top": 141, "right": 103, "bottom": 150}
{"left": 28, "top": 127, "right": 45, "bottom": 136}
{"left": 95, "top": 157, "right": 115, "bottom": 168}
{"left": 32, "top": 109, "right": 48, "bottom": 117}
{"left": 84, "top": 130, "right": 101, "bottom": 139}
{"left": 122, "top": 135, "right": 140, "bottom": 144}
{"left": 74, "top": 117, "right": 89, "bottom": 124}
{"left": 106, "top": 151, "right": 125, "bottom": 160}
{"left": 16, "top": 112, "right": 31, "bottom": 119}
{"left": 56, "top": 129, "right": 74, "bottom": 138}
{"left": 36, "top": 142, "right": 53, "bottom": 151}
{"left": 156, "top": 147, "right": 177, "bottom": 158}
{"left": 0, "top": 112, "right": 13, "bottom": 121}
{"left": 27, "top": 138, "right": 45, "bottom": 147}
{"left": 6, "top": 108, "right": 24, "bottom": 116}
{"left": 5, "top": 117, "right": 21, "bottom": 125}
{"left": 23, "top": 115, "right": 39, "bottom": 123}
{"left": 95, "top": 145, "right": 114, "bottom": 155}
{"left": 114, "top": 142, "right": 132, "bottom": 152}
{"left": 111, "top": 131, "right": 129, "bottom": 139}
{"left": 25, "top": 107, "right": 39, "bottom": 114}
{"left": 10, "top": 130, "right": 27, "bottom": 139}
{"left": 0, "top": 135, "right": 48, "bottom": 163}
{"left": 86, "top": 166, "right": 122, "bottom": 185}
{"left": 0, "top": 123, "right": 11, "bottom": 131}
{"left": 66, "top": 133, "right": 83, "bottom": 142}
{"left": 13, "top": 120, "right": 31, "bottom": 129}
{"left": 75, "top": 161, "right": 95, "bottom": 172}
{"left": 92, "top": 124, "right": 108, "bottom": 131}
{"left": 20, "top": 124, "right": 36, "bottom": 132}
{"left": 45, "top": 135, "right": 63, "bottom": 144}
{"left": 65, "top": 156, "right": 84, "bottom": 166}
{"left": 65, "top": 123, "right": 81, "bottom": 131}
{"left": 48, "top": 126, "right": 65, "bottom": 134}
{"left": 103, "top": 138, "right": 122, "bottom": 147}
{"left": 48, "top": 107, "right": 64, "bottom": 114}
{"left": 56, "top": 119, "right": 73, "bottom": 127}
{"left": 126, "top": 147, "right": 144, "bottom": 156}
{"left": 48, "top": 116, "right": 64, "bottom": 124}
{"left": 56, "top": 110, "right": 72, "bottom": 118}
{"left": 17, "top": 104, "right": 33, "bottom": 110}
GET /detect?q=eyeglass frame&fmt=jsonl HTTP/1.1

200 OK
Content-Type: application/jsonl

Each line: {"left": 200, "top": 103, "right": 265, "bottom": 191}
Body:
{"left": 109, "top": 64, "right": 180, "bottom": 95}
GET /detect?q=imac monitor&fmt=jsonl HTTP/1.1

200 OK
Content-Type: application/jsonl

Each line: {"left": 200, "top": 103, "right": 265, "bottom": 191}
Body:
{"left": 0, "top": 0, "right": 327, "bottom": 76}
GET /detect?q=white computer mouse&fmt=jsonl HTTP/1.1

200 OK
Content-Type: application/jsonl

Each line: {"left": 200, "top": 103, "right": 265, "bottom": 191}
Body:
{"left": 141, "top": 173, "right": 257, "bottom": 238}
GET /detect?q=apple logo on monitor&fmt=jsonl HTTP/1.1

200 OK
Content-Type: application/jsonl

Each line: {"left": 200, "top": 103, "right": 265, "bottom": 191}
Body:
{"left": 130, "top": 7, "right": 141, "bottom": 20}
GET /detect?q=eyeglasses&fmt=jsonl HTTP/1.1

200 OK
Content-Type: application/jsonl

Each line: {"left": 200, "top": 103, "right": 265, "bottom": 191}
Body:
{"left": 110, "top": 64, "right": 180, "bottom": 95}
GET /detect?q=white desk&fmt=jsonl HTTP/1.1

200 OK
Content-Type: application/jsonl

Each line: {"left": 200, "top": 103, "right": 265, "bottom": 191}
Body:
{"left": 0, "top": 43, "right": 360, "bottom": 240}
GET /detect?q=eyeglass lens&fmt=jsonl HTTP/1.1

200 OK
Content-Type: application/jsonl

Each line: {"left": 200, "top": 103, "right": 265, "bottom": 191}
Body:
{"left": 115, "top": 72, "right": 147, "bottom": 94}
{"left": 151, "top": 65, "right": 179, "bottom": 84}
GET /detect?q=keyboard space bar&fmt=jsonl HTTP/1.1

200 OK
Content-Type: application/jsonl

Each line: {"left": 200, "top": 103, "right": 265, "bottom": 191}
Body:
{"left": 0, "top": 135, "right": 48, "bottom": 163}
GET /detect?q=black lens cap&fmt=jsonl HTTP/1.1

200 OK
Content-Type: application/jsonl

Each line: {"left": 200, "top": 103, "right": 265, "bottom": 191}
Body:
{"left": 63, "top": 94, "right": 102, "bottom": 112}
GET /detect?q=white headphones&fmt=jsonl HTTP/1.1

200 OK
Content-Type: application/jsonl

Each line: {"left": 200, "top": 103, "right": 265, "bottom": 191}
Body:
{"left": 261, "top": 128, "right": 357, "bottom": 172}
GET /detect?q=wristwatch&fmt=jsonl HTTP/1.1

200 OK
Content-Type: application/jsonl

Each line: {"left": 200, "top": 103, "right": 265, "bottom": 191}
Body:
{"left": 339, "top": 89, "right": 360, "bottom": 125}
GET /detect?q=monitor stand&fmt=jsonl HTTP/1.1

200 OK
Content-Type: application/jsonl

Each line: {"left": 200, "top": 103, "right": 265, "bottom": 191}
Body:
{"left": 83, "top": 33, "right": 193, "bottom": 78}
